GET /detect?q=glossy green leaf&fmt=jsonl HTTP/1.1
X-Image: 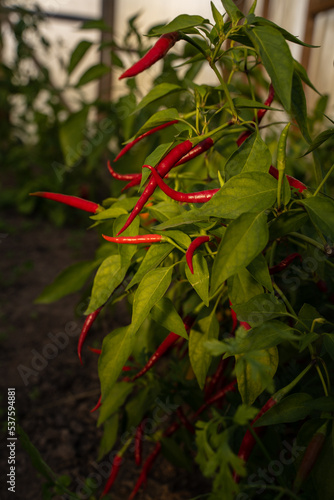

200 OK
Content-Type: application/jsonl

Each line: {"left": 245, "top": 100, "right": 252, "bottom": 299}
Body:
{"left": 221, "top": 0, "right": 244, "bottom": 24}
{"left": 189, "top": 308, "right": 219, "bottom": 389}
{"left": 76, "top": 63, "right": 110, "bottom": 87}
{"left": 97, "top": 414, "right": 119, "bottom": 461}
{"left": 186, "top": 253, "right": 210, "bottom": 307}
{"left": 199, "top": 172, "right": 277, "bottom": 220}
{"left": 225, "top": 133, "right": 271, "bottom": 180}
{"left": 148, "top": 201, "right": 185, "bottom": 223}
{"left": 68, "top": 40, "right": 92, "bottom": 75}
{"left": 133, "top": 109, "right": 179, "bottom": 138}
{"left": 228, "top": 267, "right": 264, "bottom": 306}
{"left": 98, "top": 381, "right": 134, "bottom": 427}
{"left": 291, "top": 71, "right": 311, "bottom": 143}
{"left": 246, "top": 25, "right": 294, "bottom": 110}
{"left": 247, "top": 253, "right": 273, "bottom": 292}
{"left": 252, "top": 16, "right": 318, "bottom": 48}
{"left": 99, "top": 326, "right": 136, "bottom": 400}
{"left": 151, "top": 297, "right": 188, "bottom": 339}
{"left": 113, "top": 214, "right": 140, "bottom": 267}
{"left": 36, "top": 259, "right": 101, "bottom": 304}
{"left": 126, "top": 243, "right": 173, "bottom": 289}
{"left": 211, "top": 212, "right": 269, "bottom": 294}
{"left": 300, "top": 196, "right": 334, "bottom": 241}
{"left": 135, "top": 84, "right": 183, "bottom": 112}
{"left": 294, "top": 59, "right": 320, "bottom": 95}
{"left": 236, "top": 345, "right": 278, "bottom": 405}
{"left": 254, "top": 393, "right": 313, "bottom": 426}
{"left": 160, "top": 230, "right": 191, "bottom": 249}
{"left": 269, "top": 209, "right": 308, "bottom": 240}
{"left": 151, "top": 15, "right": 209, "bottom": 35}
{"left": 85, "top": 255, "right": 127, "bottom": 314}
{"left": 90, "top": 206, "right": 128, "bottom": 220}
{"left": 302, "top": 128, "right": 334, "bottom": 156}
{"left": 131, "top": 266, "right": 173, "bottom": 334}
{"left": 233, "top": 293, "right": 287, "bottom": 326}
{"left": 211, "top": 2, "right": 224, "bottom": 29}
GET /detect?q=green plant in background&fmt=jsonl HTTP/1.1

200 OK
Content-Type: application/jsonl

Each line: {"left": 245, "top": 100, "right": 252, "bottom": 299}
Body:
{"left": 22, "top": 0, "right": 334, "bottom": 499}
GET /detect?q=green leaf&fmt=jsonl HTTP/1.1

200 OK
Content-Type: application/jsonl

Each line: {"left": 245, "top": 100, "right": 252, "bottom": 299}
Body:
{"left": 233, "top": 293, "right": 287, "bottom": 326}
{"left": 113, "top": 214, "right": 140, "bottom": 267}
{"left": 324, "top": 334, "right": 334, "bottom": 361}
{"left": 247, "top": 253, "right": 273, "bottom": 292}
{"left": 99, "top": 326, "right": 136, "bottom": 400}
{"left": 291, "top": 71, "right": 311, "bottom": 143}
{"left": 150, "top": 297, "right": 188, "bottom": 339}
{"left": 300, "top": 196, "right": 334, "bottom": 241}
{"left": 233, "top": 97, "right": 281, "bottom": 111}
{"left": 294, "top": 59, "right": 320, "bottom": 95}
{"left": 151, "top": 15, "right": 209, "bottom": 35}
{"left": 97, "top": 414, "right": 119, "bottom": 461}
{"left": 76, "top": 63, "right": 110, "bottom": 87}
{"left": 125, "top": 385, "right": 159, "bottom": 430}
{"left": 86, "top": 255, "right": 127, "bottom": 314}
{"left": 90, "top": 206, "right": 128, "bottom": 220}
{"left": 246, "top": 25, "right": 294, "bottom": 110}
{"left": 252, "top": 17, "right": 318, "bottom": 48}
{"left": 254, "top": 393, "right": 313, "bottom": 426}
{"left": 127, "top": 243, "right": 173, "bottom": 289}
{"left": 17, "top": 425, "right": 55, "bottom": 482}
{"left": 135, "top": 83, "right": 183, "bottom": 112}
{"left": 225, "top": 132, "right": 271, "bottom": 180}
{"left": 199, "top": 172, "right": 277, "bottom": 220}
{"left": 59, "top": 107, "right": 89, "bottom": 167}
{"left": 233, "top": 404, "right": 259, "bottom": 426}
{"left": 148, "top": 201, "right": 184, "bottom": 222}
{"left": 302, "top": 128, "right": 334, "bottom": 156}
{"left": 297, "top": 303, "right": 323, "bottom": 332}
{"left": 68, "top": 40, "right": 92, "bottom": 75}
{"left": 206, "top": 320, "right": 298, "bottom": 356}
{"left": 211, "top": 212, "right": 269, "bottom": 294}
{"left": 160, "top": 230, "right": 191, "bottom": 249}
{"left": 269, "top": 209, "right": 308, "bottom": 240}
{"left": 36, "top": 260, "right": 101, "bottom": 304}
{"left": 211, "top": 2, "right": 225, "bottom": 29}
{"left": 236, "top": 346, "right": 278, "bottom": 405}
{"left": 98, "top": 382, "right": 133, "bottom": 427}
{"left": 161, "top": 437, "right": 191, "bottom": 470}
{"left": 133, "top": 109, "right": 179, "bottom": 138}
{"left": 189, "top": 308, "right": 219, "bottom": 389}
{"left": 186, "top": 253, "right": 210, "bottom": 307}
{"left": 131, "top": 266, "right": 173, "bottom": 334}
{"left": 228, "top": 267, "right": 264, "bottom": 306}
{"left": 221, "top": 0, "right": 244, "bottom": 24}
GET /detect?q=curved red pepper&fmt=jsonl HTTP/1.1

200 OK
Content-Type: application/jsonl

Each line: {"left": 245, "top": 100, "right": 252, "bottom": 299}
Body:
{"left": 100, "top": 454, "right": 123, "bottom": 498}
{"left": 194, "top": 379, "right": 237, "bottom": 418}
{"left": 175, "top": 137, "right": 214, "bottom": 166}
{"left": 134, "top": 421, "right": 144, "bottom": 466}
{"left": 269, "top": 165, "right": 307, "bottom": 193}
{"left": 114, "top": 121, "right": 179, "bottom": 162}
{"left": 119, "top": 32, "right": 180, "bottom": 80}
{"left": 128, "top": 442, "right": 162, "bottom": 500}
{"left": 78, "top": 307, "right": 103, "bottom": 364}
{"left": 102, "top": 234, "right": 163, "bottom": 244}
{"left": 269, "top": 252, "right": 302, "bottom": 275}
{"left": 116, "top": 140, "right": 193, "bottom": 235}
{"left": 107, "top": 160, "right": 142, "bottom": 182}
{"left": 145, "top": 165, "right": 219, "bottom": 203}
{"left": 90, "top": 394, "right": 102, "bottom": 413}
{"left": 186, "top": 236, "right": 210, "bottom": 274}
{"left": 30, "top": 192, "right": 100, "bottom": 213}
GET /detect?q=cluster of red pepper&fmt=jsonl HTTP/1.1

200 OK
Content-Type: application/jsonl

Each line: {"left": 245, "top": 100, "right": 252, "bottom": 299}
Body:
{"left": 31, "top": 28, "right": 319, "bottom": 500}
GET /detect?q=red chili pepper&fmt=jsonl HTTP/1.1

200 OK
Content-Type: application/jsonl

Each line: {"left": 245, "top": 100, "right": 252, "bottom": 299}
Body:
{"left": 269, "top": 165, "right": 307, "bottom": 193}
{"left": 78, "top": 307, "right": 103, "bottom": 364}
{"left": 293, "top": 422, "right": 327, "bottom": 492}
{"left": 205, "top": 357, "right": 227, "bottom": 400}
{"left": 269, "top": 252, "right": 302, "bottom": 275}
{"left": 102, "top": 234, "right": 164, "bottom": 244}
{"left": 132, "top": 316, "right": 193, "bottom": 381}
{"left": 239, "top": 321, "right": 251, "bottom": 330}
{"left": 237, "top": 84, "right": 275, "bottom": 146}
{"left": 100, "top": 454, "right": 123, "bottom": 498}
{"left": 128, "top": 442, "right": 162, "bottom": 500}
{"left": 194, "top": 379, "right": 237, "bottom": 418}
{"left": 30, "top": 192, "right": 100, "bottom": 213}
{"left": 90, "top": 394, "right": 102, "bottom": 413}
{"left": 107, "top": 160, "right": 142, "bottom": 182}
{"left": 175, "top": 137, "right": 214, "bottom": 166}
{"left": 145, "top": 165, "right": 219, "bottom": 203}
{"left": 186, "top": 236, "right": 210, "bottom": 274}
{"left": 135, "top": 421, "right": 144, "bottom": 466}
{"left": 116, "top": 140, "right": 193, "bottom": 235}
{"left": 229, "top": 301, "right": 238, "bottom": 334}
{"left": 88, "top": 346, "right": 102, "bottom": 355}
{"left": 119, "top": 32, "right": 180, "bottom": 80}
{"left": 114, "top": 121, "right": 179, "bottom": 162}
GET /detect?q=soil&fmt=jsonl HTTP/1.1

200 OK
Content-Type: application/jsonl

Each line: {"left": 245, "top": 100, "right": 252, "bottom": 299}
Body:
{"left": 0, "top": 212, "right": 208, "bottom": 500}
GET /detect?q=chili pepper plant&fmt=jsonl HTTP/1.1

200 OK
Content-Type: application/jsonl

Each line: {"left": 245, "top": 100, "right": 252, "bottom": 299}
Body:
{"left": 32, "top": 1, "right": 334, "bottom": 499}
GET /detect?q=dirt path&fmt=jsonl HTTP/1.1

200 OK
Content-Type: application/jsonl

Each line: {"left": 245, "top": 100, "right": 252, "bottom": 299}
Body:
{"left": 0, "top": 212, "right": 207, "bottom": 500}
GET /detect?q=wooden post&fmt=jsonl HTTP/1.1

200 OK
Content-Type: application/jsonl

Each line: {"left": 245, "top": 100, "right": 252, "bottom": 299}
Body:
{"left": 99, "top": 0, "right": 115, "bottom": 101}
{"left": 302, "top": 0, "right": 334, "bottom": 70}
